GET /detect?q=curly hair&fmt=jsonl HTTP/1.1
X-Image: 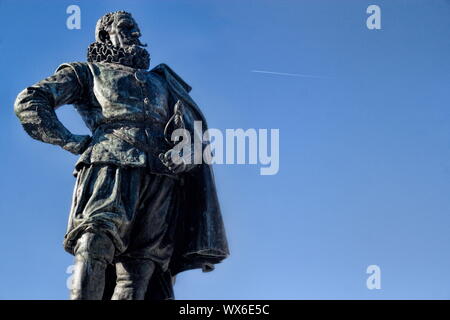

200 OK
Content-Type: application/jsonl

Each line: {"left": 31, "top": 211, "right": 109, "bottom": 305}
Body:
{"left": 95, "top": 11, "right": 133, "bottom": 44}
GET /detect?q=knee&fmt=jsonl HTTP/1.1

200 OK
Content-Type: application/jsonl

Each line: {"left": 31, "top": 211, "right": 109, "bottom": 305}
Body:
{"left": 74, "top": 232, "right": 115, "bottom": 264}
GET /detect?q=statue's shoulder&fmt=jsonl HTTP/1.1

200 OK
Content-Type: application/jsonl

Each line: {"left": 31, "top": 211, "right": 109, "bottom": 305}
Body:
{"left": 54, "top": 62, "right": 93, "bottom": 86}
{"left": 55, "top": 62, "right": 134, "bottom": 83}
{"left": 56, "top": 61, "right": 90, "bottom": 74}
{"left": 151, "top": 63, "right": 192, "bottom": 93}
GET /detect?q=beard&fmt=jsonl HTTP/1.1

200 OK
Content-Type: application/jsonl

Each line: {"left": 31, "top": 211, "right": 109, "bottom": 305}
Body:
{"left": 87, "top": 42, "right": 150, "bottom": 70}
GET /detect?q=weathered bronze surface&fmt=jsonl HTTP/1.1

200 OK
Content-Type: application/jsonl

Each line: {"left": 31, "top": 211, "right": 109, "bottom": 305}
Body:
{"left": 14, "top": 11, "right": 229, "bottom": 300}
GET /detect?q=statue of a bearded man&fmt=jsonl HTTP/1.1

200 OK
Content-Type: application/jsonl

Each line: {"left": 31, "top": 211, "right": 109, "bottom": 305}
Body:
{"left": 14, "top": 11, "right": 229, "bottom": 300}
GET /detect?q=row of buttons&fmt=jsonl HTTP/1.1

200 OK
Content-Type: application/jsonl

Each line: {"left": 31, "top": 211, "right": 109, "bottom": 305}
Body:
{"left": 134, "top": 70, "right": 153, "bottom": 149}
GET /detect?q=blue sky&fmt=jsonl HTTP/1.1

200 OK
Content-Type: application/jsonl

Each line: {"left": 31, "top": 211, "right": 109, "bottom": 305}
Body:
{"left": 1, "top": 0, "right": 450, "bottom": 299}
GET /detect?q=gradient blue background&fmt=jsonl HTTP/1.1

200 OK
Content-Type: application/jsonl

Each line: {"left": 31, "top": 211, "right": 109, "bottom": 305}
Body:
{"left": 1, "top": 0, "right": 450, "bottom": 299}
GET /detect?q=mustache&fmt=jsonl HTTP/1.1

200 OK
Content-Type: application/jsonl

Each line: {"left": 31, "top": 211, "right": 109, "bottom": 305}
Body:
{"left": 124, "top": 35, "right": 147, "bottom": 47}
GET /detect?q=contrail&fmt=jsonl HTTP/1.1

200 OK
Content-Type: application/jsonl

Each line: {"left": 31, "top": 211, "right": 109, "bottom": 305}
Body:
{"left": 251, "top": 69, "right": 331, "bottom": 79}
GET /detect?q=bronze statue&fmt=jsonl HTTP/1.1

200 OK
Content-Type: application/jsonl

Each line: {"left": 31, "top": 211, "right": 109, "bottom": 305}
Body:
{"left": 14, "top": 11, "right": 229, "bottom": 300}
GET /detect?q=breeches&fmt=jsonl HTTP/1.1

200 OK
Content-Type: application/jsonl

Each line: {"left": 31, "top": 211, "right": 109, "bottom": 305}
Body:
{"left": 65, "top": 164, "right": 179, "bottom": 273}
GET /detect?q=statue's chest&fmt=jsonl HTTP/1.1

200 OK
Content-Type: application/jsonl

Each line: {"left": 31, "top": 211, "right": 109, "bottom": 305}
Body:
{"left": 93, "top": 66, "right": 170, "bottom": 120}
{"left": 136, "top": 71, "right": 170, "bottom": 118}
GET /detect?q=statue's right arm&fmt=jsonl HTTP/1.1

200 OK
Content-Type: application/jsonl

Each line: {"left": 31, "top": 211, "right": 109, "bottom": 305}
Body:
{"left": 14, "top": 65, "right": 91, "bottom": 154}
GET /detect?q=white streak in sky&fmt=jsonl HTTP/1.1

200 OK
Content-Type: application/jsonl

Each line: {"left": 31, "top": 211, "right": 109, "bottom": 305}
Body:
{"left": 251, "top": 70, "right": 331, "bottom": 79}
